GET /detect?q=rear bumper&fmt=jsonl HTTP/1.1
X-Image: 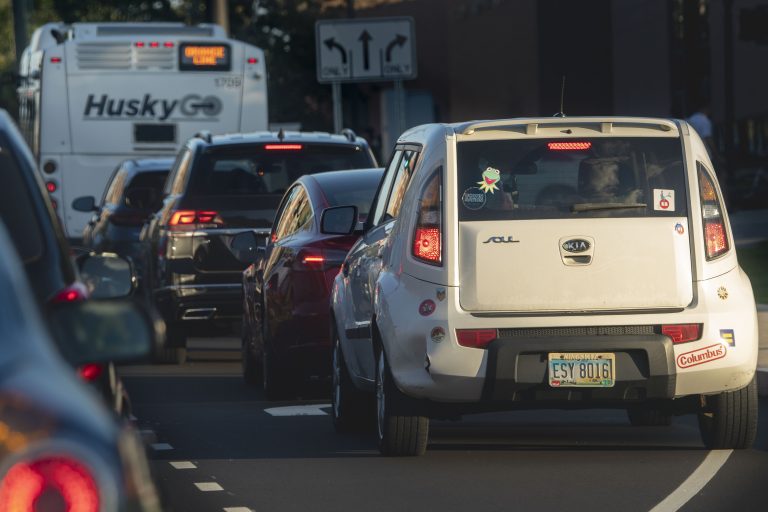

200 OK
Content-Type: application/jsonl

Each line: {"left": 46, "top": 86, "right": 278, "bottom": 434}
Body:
{"left": 155, "top": 283, "right": 242, "bottom": 333}
{"left": 483, "top": 335, "right": 675, "bottom": 401}
{"left": 374, "top": 267, "right": 758, "bottom": 408}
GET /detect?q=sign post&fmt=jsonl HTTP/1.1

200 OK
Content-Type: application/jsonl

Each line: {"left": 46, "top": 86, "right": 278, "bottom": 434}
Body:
{"left": 316, "top": 17, "right": 416, "bottom": 135}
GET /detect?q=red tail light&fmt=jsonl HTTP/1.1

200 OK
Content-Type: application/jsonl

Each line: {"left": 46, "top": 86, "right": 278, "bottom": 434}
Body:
{"left": 264, "top": 144, "right": 302, "bottom": 150}
{"left": 169, "top": 210, "right": 222, "bottom": 230}
{"left": 51, "top": 283, "right": 89, "bottom": 304}
{"left": 0, "top": 457, "right": 100, "bottom": 512}
{"left": 547, "top": 141, "right": 592, "bottom": 151}
{"left": 46, "top": 181, "right": 57, "bottom": 193}
{"left": 50, "top": 56, "right": 62, "bottom": 63}
{"left": 78, "top": 363, "right": 104, "bottom": 382}
{"left": 413, "top": 228, "right": 441, "bottom": 263}
{"left": 163, "top": 41, "right": 174, "bottom": 48}
{"left": 149, "top": 41, "right": 159, "bottom": 48}
{"left": 457, "top": 329, "right": 497, "bottom": 349}
{"left": 698, "top": 166, "right": 729, "bottom": 260}
{"left": 247, "top": 57, "right": 259, "bottom": 64}
{"left": 135, "top": 42, "right": 145, "bottom": 48}
{"left": 302, "top": 255, "right": 325, "bottom": 264}
{"left": 662, "top": 324, "right": 702, "bottom": 344}
{"left": 412, "top": 171, "right": 442, "bottom": 265}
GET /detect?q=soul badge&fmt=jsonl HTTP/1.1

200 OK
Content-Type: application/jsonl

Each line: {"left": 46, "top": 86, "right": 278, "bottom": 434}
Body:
{"left": 419, "top": 299, "right": 436, "bottom": 316}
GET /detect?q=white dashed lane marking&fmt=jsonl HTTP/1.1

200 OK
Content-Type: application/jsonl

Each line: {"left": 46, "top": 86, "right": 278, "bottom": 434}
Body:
{"left": 223, "top": 508, "right": 253, "bottom": 512}
{"left": 151, "top": 443, "right": 173, "bottom": 451}
{"left": 649, "top": 449, "right": 733, "bottom": 512}
{"left": 194, "top": 482, "right": 224, "bottom": 492}
{"left": 263, "top": 404, "right": 330, "bottom": 416}
{"left": 169, "top": 461, "right": 197, "bottom": 469}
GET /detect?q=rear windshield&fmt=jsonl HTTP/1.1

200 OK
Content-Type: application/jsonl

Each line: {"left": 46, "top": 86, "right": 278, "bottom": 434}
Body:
{"left": 316, "top": 170, "right": 383, "bottom": 220}
{"left": 187, "top": 144, "right": 373, "bottom": 197}
{"left": 457, "top": 137, "right": 687, "bottom": 220}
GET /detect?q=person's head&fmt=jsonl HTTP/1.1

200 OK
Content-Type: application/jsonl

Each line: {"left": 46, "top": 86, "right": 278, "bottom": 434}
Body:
{"left": 579, "top": 158, "right": 621, "bottom": 198}
{"left": 594, "top": 139, "right": 630, "bottom": 158}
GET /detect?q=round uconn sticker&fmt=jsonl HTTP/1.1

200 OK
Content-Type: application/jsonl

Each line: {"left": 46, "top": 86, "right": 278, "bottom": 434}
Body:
{"left": 462, "top": 187, "right": 487, "bottom": 210}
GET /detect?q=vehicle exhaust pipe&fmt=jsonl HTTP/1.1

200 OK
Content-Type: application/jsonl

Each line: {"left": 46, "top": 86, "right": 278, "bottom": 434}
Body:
{"left": 181, "top": 307, "right": 216, "bottom": 320}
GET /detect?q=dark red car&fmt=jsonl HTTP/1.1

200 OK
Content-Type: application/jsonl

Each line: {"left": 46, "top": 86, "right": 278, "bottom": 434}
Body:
{"left": 241, "top": 168, "right": 383, "bottom": 399}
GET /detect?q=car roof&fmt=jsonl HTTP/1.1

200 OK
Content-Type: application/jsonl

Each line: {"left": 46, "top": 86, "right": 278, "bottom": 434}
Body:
{"left": 192, "top": 130, "right": 369, "bottom": 149}
{"left": 302, "top": 167, "right": 383, "bottom": 188}
{"left": 121, "top": 158, "right": 174, "bottom": 174}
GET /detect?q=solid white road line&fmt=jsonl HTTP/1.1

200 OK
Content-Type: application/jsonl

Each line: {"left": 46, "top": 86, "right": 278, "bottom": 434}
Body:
{"left": 263, "top": 404, "right": 330, "bottom": 416}
{"left": 223, "top": 508, "right": 253, "bottom": 512}
{"left": 194, "top": 482, "right": 224, "bottom": 492}
{"left": 169, "top": 461, "right": 197, "bottom": 469}
{"left": 150, "top": 443, "right": 174, "bottom": 451}
{"left": 649, "top": 449, "right": 733, "bottom": 512}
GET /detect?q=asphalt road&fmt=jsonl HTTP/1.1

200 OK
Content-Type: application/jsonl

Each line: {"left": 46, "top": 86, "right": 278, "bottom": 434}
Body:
{"left": 122, "top": 354, "right": 768, "bottom": 512}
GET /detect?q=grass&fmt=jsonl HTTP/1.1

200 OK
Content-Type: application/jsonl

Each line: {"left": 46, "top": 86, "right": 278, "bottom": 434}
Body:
{"left": 738, "top": 241, "right": 768, "bottom": 304}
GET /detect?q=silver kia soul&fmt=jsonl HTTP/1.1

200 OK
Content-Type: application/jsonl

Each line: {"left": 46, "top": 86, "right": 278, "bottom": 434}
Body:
{"left": 327, "top": 117, "right": 758, "bottom": 456}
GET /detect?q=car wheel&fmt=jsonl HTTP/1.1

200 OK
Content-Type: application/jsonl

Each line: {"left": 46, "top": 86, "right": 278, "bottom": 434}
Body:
{"left": 262, "top": 341, "right": 291, "bottom": 401}
{"left": 375, "top": 350, "right": 429, "bottom": 456}
{"left": 626, "top": 405, "right": 673, "bottom": 426}
{"left": 154, "top": 327, "right": 186, "bottom": 364}
{"left": 698, "top": 376, "right": 758, "bottom": 449}
{"left": 332, "top": 334, "right": 370, "bottom": 432}
{"left": 241, "top": 321, "right": 262, "bottom": 387}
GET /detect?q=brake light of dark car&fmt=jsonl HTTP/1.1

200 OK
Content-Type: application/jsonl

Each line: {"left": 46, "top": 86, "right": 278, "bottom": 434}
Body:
{"left": 547, "top": 141, "right": 592, "bottom": 151}
{"left": 412, "top": 171, "right": 443, "bottom": 265}
{"left": 51, "top": 282, "right": 89, "bottom": 304}
{"left": 661, "top": 324, "right": 702, "bottom": 344}
{"left": 456, "top": 329, "right": 497, "bottom": 349}
{"left": 77, "top": 363, "right": 105, "bottom": 382}
{"left": 0, "top": 456, "right": 100, "bottom": 512}
{"left": 698, "top": 167, "right": 729, "bottom": 260}
{"left": 264, "top": 144, "right": 303, "bottom": 150}
{"left": 169, "top": 210, "right": 222, "bottom": 230}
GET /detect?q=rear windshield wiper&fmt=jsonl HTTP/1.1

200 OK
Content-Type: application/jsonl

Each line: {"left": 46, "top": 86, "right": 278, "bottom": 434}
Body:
{"left": 571, "top": 203, "right": 647, "bottom": 212}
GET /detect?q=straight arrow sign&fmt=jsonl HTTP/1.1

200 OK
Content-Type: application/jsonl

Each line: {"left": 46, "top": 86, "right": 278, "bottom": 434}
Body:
{"left": 359, "top": 30, "right": 372, "bottom": 70}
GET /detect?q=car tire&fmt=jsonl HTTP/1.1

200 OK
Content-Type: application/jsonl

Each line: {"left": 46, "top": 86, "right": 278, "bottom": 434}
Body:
{"left": 241, "top": 321, "right": 262, "bottom": 387}
{"left": 626, "top": 405, "right": 673, "bottom": 427}
{"left": 332, "top": 334, "right": 371, "bottom": 432}
{"left": 154, "top": 327, "right": 186, "bottom": 364}
{"left": 375, "top": 350, "right": 429, "bottom": 456}
{"left": 698, "top": 376, "right": 758, "bottom": 449}
{"left": 262, "top": 341, "right": 290, "bottom": 401}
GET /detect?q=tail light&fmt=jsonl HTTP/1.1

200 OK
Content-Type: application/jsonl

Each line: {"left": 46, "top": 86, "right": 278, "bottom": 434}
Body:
{"left": 264, "top": 144, "right": 303, "bottom": 150}
{"left": 457, "top": 329, "right": 497, "bottom": 349}
{"left": 78, "top": 363, "right": 104, "bottom": 382}
{"left": 698, "top": 166, "right": 729, "bottom": 260}
{"left": 0, "top": 457, "right": 100, "bottom": 512}
{"left": 168, "top": 210, "right": 222, "bottom": 231}
{"left": 661, "top": 324, "right": 702, "bottom": 344}
{"left": 412, "top": 171, "right": 442, "bottom": 265}
{"left": 547, "top": 141, "right": 592, "bottom": 151}
{"left": 50, "top": 282, "right": 89, "bottom": 304}
{"left": 46, "top": 181, "right": 57, "bottom": 193}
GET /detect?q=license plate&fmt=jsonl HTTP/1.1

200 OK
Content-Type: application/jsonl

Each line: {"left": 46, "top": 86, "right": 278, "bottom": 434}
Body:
{"left": 548, "top": 352, "right": 615, "bottom": 388}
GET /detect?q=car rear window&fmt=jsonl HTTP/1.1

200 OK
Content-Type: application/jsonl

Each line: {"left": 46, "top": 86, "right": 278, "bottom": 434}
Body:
{"left": 316, "top": 170, "right": 383, "bottom": 220}
{"left": 186, "top": 144, "right": 373, "bottom": 197}
{"left": 457, "top": 137, "right": 687, "bottom": 220}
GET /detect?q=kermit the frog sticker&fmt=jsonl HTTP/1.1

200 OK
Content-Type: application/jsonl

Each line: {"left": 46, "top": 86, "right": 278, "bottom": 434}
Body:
{"left": 477, "top": 167, "right": 501, "bottom": 193}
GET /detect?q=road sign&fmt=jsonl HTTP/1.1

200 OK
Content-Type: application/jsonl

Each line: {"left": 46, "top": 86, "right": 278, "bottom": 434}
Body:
{"left": 316, "top": 17, "right": 416, "bottom": 83}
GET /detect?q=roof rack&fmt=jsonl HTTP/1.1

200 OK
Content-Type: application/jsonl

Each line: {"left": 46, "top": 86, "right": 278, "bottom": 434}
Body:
{"left": 340, "top": 128, "right": 357, "bottom": 143}
{"left": 193, "top": 131, "right": 213, "bottom": 143}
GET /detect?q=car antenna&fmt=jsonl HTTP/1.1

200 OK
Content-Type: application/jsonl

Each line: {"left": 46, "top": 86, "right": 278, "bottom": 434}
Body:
{"left": 553, "top": 75, "right": 566, "bottom": 117}
{"left": 277, "top": 128, "right": 285, "bottom": 141}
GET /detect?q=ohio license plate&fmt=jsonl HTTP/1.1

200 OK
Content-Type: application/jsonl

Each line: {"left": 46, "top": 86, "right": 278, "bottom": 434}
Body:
{"left": 548, "top": 352, "right": 615, "bottom": 388}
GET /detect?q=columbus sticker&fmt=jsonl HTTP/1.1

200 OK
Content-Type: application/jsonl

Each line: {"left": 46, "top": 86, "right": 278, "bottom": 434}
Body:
{"left": 676, "top": 343, "right": 727, "bottom": 369}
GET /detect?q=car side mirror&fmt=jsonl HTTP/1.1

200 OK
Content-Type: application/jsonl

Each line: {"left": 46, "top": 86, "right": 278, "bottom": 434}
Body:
{"left": 47, "top": 301, "right": 159, "bottom": 366}
{"left": 231, "top": 230, "right": 268, "bottom": 264}
{"left": 78, "top": 253, "right": 135, "bottom": 299}
{"left": 72, "top": 196, "right": 97, "bottom": 212}
{"left": 321, "top": 205, "right": 358, "bottom": 235}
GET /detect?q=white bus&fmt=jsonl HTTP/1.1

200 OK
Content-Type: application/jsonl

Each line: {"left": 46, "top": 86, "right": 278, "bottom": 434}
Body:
{"left": 17, "top": 22, "right": 268, "bottom": 239}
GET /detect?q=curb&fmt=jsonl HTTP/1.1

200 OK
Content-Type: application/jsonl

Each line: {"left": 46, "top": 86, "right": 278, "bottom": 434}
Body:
{"left": 759, "top": 368, "right": 768, "bottom": 398}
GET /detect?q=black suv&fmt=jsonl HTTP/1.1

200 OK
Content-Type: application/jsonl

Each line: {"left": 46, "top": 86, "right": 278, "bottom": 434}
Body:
{"left": 142, "top": 130, "right": 377, "bottom": 363}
